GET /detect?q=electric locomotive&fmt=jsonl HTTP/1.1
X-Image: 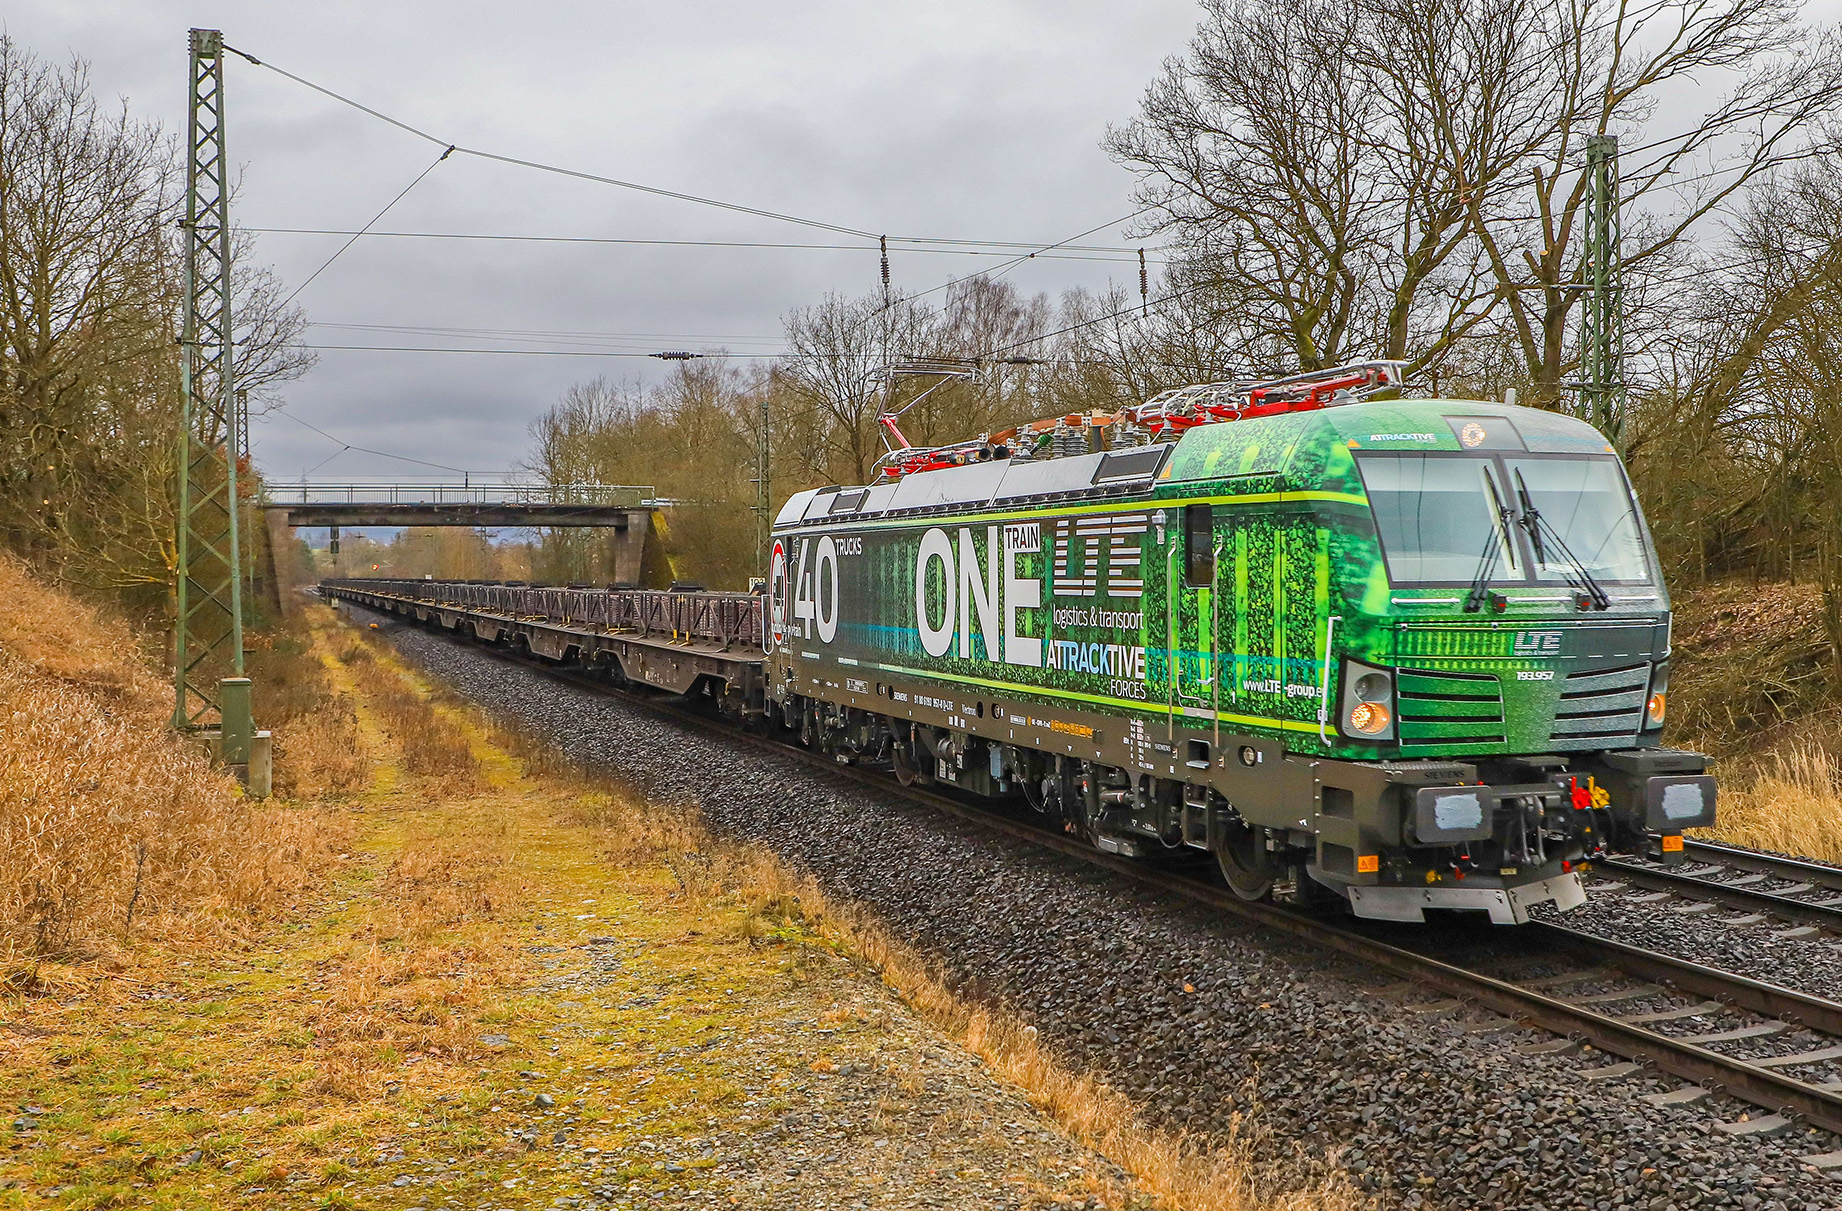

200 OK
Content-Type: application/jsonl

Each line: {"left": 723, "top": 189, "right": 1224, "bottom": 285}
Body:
{"left": 766, "top": 362, "right": 1714, "bottom": 923}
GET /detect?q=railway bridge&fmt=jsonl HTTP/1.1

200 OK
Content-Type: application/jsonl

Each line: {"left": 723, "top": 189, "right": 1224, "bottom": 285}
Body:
{"left": 263, "top": 481, "right": 667, "bottom": 586}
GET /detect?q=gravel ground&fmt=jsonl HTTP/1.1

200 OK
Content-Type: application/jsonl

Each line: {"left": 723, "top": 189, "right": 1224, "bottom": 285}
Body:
{"left": 361, "top": 609, "right": 1842, "bottom": 1211}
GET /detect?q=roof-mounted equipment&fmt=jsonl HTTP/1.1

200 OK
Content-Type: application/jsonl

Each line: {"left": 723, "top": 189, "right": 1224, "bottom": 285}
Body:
{"left": 870, "top": 359, "right": 1407, "bottom": 479}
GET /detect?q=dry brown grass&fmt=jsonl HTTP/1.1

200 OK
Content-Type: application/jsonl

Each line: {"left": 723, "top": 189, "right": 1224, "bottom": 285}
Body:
{"left": 341, "top": 636, "right": 483, "bottom": 791}
{"left": 0, "top": 553, "right": 167, "bottom": 722}
{"left": 303, "top": 939, "right": 501, "bottom": 1101}
{"left": 306, "top": 822, "right": 520, "bottom": 1100}
{"left": 375, "top": 825, "right": 514, "bottom": 942}
{"left": 247, "top": 628, "right": 369, "bottom": 797}
{"left": 1698, "top": 741, "right": 1842, "bottom": 865}
{"left": 0, "top": 563, "right": 349, "bottom": 974}
{"left": 278, "top": 630, "right": 527, "bottom": 1099}
{"left": 1636, "top": 579, "right": 1842, "bottom": 866}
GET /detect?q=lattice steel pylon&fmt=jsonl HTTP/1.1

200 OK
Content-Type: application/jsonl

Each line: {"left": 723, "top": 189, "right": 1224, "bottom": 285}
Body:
{"left": 1578, "top": 134, "right": 1626, "bottom": 442}
{"left": 172, "top": 27, "right": 249, "bottom": 744}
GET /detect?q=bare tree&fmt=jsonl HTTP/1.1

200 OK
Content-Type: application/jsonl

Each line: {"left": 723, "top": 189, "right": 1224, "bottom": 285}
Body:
{"left": 1042, "top": 285, "right": 1167, "bottom": 411}
{"left": 779, "top": 290, "right": 938, "bottom": 485}
{"left": 1111, "top": 0, "right": 1842, "bottom": 418}
{"left": 525, "top": 362, "right": 767, "bottom": 586}
{"left": 1461, "top": 0, "right": 1842, "bottom": 404}
{"left": 0, "top": 37, "right": 312, "bottom": 606}
{"left": 232, "top": 238, "right": 316, "bottom": 409}
{"left": 1702, "top": 170, "right": 1842, "bottom": 659}
{"left": 1108, "top": 0, "right": 1519, "bottom": 374}
{"left": 1033, "top": 279, "right": 1274, "bottom": 413}
{"left": 1109, "top": 0, "right": 1382, "bottom": 369}
{"left": 0, "top": 38, "right": 180, "bottom": 599}
{"left": 524, "top": 376, "right": 650, "bottom": 487}
{"left": 1614, "top": 158, "right": 1842, "bottom": 679}
{"left": 896, "top": 278, "right": 1053, "bottom": 444}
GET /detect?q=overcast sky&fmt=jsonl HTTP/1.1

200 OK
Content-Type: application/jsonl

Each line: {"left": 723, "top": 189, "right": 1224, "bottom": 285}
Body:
{"left": 6, "top": 1, "right": 1202, "bottom": 486}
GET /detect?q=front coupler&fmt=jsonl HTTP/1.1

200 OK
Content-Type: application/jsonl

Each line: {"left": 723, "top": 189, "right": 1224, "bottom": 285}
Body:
{"left": 1574, "top": 748, "right": 1716, "bottom": 863}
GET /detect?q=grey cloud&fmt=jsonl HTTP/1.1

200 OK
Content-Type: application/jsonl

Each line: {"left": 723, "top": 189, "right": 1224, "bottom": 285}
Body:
{"left": 10, "top": 0, "right": 1197, "bottom": 479}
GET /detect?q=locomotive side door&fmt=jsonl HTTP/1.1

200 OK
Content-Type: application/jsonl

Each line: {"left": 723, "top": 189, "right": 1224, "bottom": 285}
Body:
{"left": 1212, "top": 504, "right": 1282, "bottom": 724}
{"left": 1169, "top": 503, "right": 1217, "bottom": 711}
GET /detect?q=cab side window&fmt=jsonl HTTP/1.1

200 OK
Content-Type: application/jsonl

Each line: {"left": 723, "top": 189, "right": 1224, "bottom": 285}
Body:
{"left": 1184, "top": 504, "right": 1214, "bottom": 587}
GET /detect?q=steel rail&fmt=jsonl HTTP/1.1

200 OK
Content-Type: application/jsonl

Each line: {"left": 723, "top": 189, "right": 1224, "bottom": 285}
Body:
{"left": 1594, "top": 856, "right": 1842, "bottom": 934}
{"left": 339, "top": 596, "right": 1842, "bottom": 1136}
{"left": 1684, "top": 839, "right": 1842, "bottom": 893}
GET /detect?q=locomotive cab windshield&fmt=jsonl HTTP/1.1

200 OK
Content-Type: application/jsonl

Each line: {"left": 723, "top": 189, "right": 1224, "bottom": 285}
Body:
{"left": 1358, "top": 450, "right": 1652, "bottom": 590}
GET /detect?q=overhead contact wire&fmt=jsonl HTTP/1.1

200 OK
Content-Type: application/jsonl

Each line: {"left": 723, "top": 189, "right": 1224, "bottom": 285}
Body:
{"left": 225, "top": 43, "right": 1181, "bottom": 256}
{"left": 883, "top": 206, "right": 1158, "bottom": 313}
{"left": 278, "top": 145, "right": 455, "bottom": 308}
{"left": 249, "top": 228, "right": 1166, "bottom": 262}
{"left": 268, "top": 409, "right": 475, "bottom": 474}
{"left": 225, "top": 42, "right": 875, "bottom": 240}
{"left": 292, "top": 343, "right": 802, "bottom": 359}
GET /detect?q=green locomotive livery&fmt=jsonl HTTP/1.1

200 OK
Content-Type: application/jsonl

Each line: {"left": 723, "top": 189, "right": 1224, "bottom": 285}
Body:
{"left": 768, "top": 371, "right": 1713, "bottom": 923}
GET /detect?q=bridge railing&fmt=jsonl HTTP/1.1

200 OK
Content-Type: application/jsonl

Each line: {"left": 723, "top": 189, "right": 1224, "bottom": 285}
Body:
{"left": 327, "top": 578, "right": 764, "bottom": 651}
{"left": 274, "top": 481, "right": 657, "bottom": 508}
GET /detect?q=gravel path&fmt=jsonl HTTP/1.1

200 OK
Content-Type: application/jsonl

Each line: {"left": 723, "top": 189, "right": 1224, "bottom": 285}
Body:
{"left": 362, "top": 609, "right": 1842, "bottom": 1211}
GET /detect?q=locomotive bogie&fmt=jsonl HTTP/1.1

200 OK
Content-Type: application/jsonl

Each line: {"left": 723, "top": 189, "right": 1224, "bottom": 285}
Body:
{"left": 769, "top": 665, "right": 1601, "bottom": 921}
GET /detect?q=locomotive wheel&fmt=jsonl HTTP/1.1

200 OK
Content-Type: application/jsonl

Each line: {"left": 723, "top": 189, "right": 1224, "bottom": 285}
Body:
{"left": 1216, "top": 822, "right": 1275, "bottom": 902}
{"left": 891, "top": 743, "right": 925, "bottom": 787}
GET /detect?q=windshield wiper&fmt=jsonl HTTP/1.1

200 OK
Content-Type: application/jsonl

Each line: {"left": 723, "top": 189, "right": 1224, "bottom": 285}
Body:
{"left": 1514, "top": 470, "right": 1611, "bottom": 610}
{"left": 1463, "top": 507, "right": 1509, "bottom": 613}
{"left": 1463, "top": 468, "right": 1516, "bottom": 613}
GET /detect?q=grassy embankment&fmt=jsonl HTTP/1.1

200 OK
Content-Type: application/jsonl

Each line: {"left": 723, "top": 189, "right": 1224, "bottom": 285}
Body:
{"left": 0, "top": 556, "right": 348, "bottom": 987}
{"left": 1669, "top": 579, "right": 1842, "bottom": 863}
{"left": 0, "top": 566, "right": 1357, "bottom": 1211}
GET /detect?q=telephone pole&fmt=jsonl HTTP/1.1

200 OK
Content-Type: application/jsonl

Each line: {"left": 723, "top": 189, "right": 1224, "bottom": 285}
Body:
{"left": 173, "top": 28, "right": 254, "bottom": 773}
{"left": 1579, "top": 134, "right": 1626, "bottom": 441}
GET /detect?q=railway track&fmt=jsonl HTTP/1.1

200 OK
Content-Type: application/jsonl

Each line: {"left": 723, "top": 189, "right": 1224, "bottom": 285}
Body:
{"left": 347, "top": 605, "right": 1842, "bottom": 1153}
{"left": 1596, "top": 840, "right": 1842, "bottom": 936}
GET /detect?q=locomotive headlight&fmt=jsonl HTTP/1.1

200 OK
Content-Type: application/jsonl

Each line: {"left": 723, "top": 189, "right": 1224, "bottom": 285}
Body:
{"left": 1339, "top": 662, "right": 1396, "bottom": 741}
{"left": 1644, "top": 663, "right": 1669, "bottom": 731}
{"left": 1349, "top": 701, "right": 1391, "bottom": 734}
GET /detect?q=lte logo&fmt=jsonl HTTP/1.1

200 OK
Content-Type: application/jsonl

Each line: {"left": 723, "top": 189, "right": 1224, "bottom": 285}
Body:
{"left": 1513, "top": 630, "right": 1563, "bottom": 656}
